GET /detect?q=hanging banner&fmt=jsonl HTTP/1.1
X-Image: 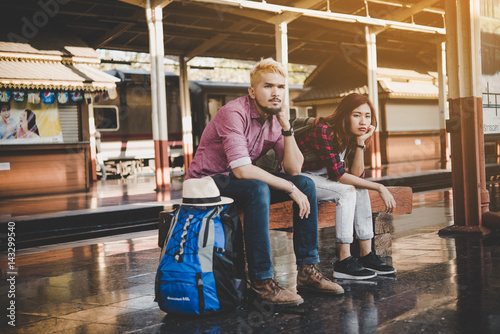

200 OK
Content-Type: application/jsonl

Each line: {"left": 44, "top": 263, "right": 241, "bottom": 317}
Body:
{"left": 0, "top": 100, "right": 63, "bottom": 144}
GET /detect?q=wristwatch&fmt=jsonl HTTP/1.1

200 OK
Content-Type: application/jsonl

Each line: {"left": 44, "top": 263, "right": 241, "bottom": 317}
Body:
{"left": 282, "top": 128, "right": 294, "bottom": 136}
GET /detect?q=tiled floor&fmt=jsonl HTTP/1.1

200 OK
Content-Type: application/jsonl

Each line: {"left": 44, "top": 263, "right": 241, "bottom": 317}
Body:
{"left": 2, "top": 187, "right": 500, "bottom": 333}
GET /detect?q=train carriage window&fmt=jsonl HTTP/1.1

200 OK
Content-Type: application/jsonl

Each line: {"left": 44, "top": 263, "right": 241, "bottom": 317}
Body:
{"left": 94, "top": 106, "right": 120, "bottom": 131}
{"left": 289, "top": 107, "right": 297, "bottom": 121}
{"left": 208, "top": 96, "right": 224, "bottom": 121}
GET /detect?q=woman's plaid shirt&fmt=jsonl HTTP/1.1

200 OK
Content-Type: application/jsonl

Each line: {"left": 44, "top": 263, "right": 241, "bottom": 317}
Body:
{"left": 297, "top": 122, "right": 365, "bottom": 181}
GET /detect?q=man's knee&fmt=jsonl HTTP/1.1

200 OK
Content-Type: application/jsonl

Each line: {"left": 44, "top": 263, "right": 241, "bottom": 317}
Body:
{"left": 246, "top": 179, "right": 271, "bottom": 204}
{"left": 294, "top": 175, "right": 316, "bottom": 194}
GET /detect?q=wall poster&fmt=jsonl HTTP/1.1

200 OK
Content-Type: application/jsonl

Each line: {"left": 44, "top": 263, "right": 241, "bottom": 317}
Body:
{"left": 0, "top": 97, "right": 63, "bottom": 144}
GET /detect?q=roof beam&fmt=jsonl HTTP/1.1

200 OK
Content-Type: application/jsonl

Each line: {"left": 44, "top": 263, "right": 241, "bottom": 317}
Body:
{"left": 372, "top": 0, "right": 442, "bottom": 34}
{"left": 184, "top": 0, "right": 324, "bottom": 61}
{"left": 367, "top": 0, "right": 445, "bottom": 15}
{"left": 118, "top": 0, "right": 173, "bottom": 8}
{"left": 185, "top": 20, "right": 251, "bottom": 60}
{"left": 90, "top": 9, "right": 145, "bottom": 49}
{"left": 182, "top": 0, "right": 445, "bottom": 34}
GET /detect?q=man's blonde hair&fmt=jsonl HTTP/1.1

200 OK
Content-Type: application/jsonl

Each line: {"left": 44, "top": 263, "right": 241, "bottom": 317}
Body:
{"left": 249, "top": 58, "right": 287, "bottom": 87}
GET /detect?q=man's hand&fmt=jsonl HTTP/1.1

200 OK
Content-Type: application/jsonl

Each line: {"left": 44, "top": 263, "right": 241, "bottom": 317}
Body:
{"left": 289, "top": 188, "right": 311, "bottom": 219}
{"left": 276, "top": 104, "right": 290, "bottom": 130}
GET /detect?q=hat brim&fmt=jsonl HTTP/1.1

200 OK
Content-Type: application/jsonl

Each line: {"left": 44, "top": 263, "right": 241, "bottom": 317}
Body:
{"left": 170, "top": 196, "right": 234, "bottom": 207}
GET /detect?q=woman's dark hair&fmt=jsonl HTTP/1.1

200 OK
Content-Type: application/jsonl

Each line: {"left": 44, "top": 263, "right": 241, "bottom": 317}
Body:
{"left": 25, "top": 109, "right": 40, "bottom": 136}
{"left": 0, "top": 102, "right": 10, "bottom": 111}
{"left": 313, "top": 93, "right": 377, "bottom": 151}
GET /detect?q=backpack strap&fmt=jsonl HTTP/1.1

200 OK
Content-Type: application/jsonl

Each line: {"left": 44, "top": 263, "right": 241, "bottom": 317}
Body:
{"left": 196, "top": 272, "right": 205, "bottom": 314}
{"left": 214, "top": 247, "right": 237, "bottom": 260}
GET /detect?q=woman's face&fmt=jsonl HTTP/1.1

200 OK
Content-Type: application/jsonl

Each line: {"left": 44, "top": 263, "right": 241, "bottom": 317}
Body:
{"left": 19, "top": 110, "right": 27, "bottom": 126}
{"left": 1, "top": 107, "right": 10, "bottom": 121}
{"left": 349, "top": 103, "right": 372, "bottom": 136}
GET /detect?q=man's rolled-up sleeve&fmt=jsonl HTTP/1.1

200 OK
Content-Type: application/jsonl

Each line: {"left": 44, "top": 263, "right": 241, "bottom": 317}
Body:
{"left": 216, "top": 108, "right": 251, "bottom": 169}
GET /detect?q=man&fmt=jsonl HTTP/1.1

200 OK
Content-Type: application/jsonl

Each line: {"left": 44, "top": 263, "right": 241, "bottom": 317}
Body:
{"left": 186, "top": 58, "right": 344, "bottom": 305}
{"left": 0, "top": 103, "right": 18, "bottom": 139}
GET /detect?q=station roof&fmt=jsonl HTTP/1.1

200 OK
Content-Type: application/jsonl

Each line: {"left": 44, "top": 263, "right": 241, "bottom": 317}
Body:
{"left": 294, "top": 49, "right": 438, "bottom": 105}
{"left": 2, "top": 0, "right": 447, "bottom": 69}
{"left": 0, "top": 30, "right": 120, "bottom": 92}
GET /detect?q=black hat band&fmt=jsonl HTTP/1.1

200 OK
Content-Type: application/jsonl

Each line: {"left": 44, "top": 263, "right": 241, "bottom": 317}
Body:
{"left": 183, "top": 196, "right": 222, "bottom": 204}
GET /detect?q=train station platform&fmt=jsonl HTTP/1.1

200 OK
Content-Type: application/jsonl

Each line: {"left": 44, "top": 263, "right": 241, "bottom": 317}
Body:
{"left": 3, "top": 159, "right": 500, "bottom": 249}
{"left": 2, "top": 186, "right": 500, "bottom": 333}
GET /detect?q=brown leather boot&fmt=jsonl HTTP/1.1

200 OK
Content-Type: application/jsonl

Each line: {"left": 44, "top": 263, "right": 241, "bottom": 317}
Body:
{"left": 250, "top": 278, "right": 304, "bottom": 305}
{"left": 297, "top": 264, "right": 344, "bottom": 294}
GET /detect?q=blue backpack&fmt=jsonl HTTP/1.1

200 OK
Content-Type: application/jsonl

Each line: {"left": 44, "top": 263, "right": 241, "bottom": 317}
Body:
{"left": 155, "top": 203, "right": 245, "bottom": 315}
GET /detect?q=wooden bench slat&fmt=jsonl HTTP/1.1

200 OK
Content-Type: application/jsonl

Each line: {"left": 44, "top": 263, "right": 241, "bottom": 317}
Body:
{"left": 268, "top": 186, "right": 413, "bottom": 230}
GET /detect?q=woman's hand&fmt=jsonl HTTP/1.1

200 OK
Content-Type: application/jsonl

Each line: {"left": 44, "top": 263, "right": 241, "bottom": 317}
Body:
{"left": 379, "top": 185, "right": 396, "bottom": 213}
{"left": 358, "top": 125, "right": 375, "bottom": 145}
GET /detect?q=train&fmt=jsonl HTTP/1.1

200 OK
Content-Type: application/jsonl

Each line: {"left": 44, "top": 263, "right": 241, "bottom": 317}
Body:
{"left": 93, "top": 69, "right": 309, "bottom": 177}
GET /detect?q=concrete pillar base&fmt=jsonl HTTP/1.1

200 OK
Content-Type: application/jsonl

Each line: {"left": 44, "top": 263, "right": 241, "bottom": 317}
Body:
{"left": 482, "top": 211, "right": 500, "bottom": 231}
{"left": 438, "top": 224, "right": 491, "bottom": 237}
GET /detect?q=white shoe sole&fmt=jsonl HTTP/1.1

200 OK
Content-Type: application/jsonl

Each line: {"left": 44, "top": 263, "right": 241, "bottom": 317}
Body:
{"left": 333, "top": 271, "right": 377, "bottom": 280}
{"left": 365, "top": 268, "right": 397, "bottom": 275}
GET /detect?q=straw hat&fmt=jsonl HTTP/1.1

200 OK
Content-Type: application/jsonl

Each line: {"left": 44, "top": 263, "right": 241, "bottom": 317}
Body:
{"left": 173, "top": 176, "right": 233, "bottom": 206}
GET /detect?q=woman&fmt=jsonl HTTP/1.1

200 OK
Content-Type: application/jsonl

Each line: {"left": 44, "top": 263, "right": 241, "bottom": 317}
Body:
{"left": 298, "top": 93, "right": 396, "bottom": 280}
{"left": 0, "top": 103, "right": 18, "bottom": 139}
{"left": 17, "top": 109, "right": 40, "bottom": 139}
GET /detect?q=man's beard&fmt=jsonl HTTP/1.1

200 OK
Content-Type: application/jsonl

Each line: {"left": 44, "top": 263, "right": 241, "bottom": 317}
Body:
{"left": 255, "top": 98, "right": 281, "bottom": 115}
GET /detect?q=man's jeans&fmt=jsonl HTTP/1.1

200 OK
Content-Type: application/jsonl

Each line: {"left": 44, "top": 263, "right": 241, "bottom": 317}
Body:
{"left": 301, "top": 172, "right": 374, "bottom": 244}
{"left": 212, "top": 172, "right": 319, "bottom": 281}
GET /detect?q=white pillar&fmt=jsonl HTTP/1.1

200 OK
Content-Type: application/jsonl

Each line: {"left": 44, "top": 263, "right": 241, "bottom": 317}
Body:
{"left": 146, "top": 0, "right": 170, "bottom": 188}
{"left": 179, "top": 56, "right": 193, "bottom": 170}
{"left": 365, "top": 26, "right": 381, "bottom": 168}
{"left": 275, "top": 21, "right": 290, "bottom": 112}
{"left": 154, "top": 5, "right": 168, "bottom": 142}
{"left": 437, "top": 41, "right": 449, "bottom": 163}
{"left": 146, "top": 1, "right": 159, "bottom": 143}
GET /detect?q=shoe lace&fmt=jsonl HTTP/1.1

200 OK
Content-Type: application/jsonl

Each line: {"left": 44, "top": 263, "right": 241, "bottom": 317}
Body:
{"left": 268, "top": 278, "right": 285, "bottom": 293}
{"left": 306, "top": 264, "right": 329, "bottom": 282}
{"left": 347, "top": 257, "right": 365, "bottom": 271}
{"left": 365, "top": 252, "right": 384, "bottom": 266}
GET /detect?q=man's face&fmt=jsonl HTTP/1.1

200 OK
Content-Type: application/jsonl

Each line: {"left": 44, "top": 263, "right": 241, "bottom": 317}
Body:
{"left": 1, "top": 107, "right": 10, "bottom": 120}
{"left": 249, "top": 72, "right": 286, "bottom": 116}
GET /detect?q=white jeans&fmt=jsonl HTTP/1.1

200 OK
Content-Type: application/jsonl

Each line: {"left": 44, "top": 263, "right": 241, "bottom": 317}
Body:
{"left": 301, "top": 172, "right": 374, "bottom": 244}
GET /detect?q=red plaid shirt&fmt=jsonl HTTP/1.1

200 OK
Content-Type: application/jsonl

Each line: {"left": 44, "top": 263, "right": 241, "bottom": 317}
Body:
{"left": 297, "top": 122, "right": 365, "bottom": 181}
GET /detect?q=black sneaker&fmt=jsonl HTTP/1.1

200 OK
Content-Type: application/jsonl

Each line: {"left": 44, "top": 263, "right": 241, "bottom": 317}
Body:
{"left": 360, "top": 252, "right": 397, "bottom": 275}
{"left": 333, "top": 256, "right": 377, "bottom": 280}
